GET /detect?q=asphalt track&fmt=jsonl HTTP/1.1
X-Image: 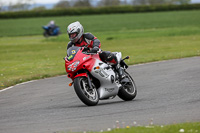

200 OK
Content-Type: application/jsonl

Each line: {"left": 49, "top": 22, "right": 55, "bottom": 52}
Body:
{"left": 0, "top": 57, "right": 200, "bottom": 133}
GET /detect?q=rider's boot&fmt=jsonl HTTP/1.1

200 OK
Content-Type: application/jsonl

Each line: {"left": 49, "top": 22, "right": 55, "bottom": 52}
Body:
{"left": 115, "top": 63, "right": 125, "bottom": 80}
{"left": 114, "top": 52, "right": 126, "bottom": 80}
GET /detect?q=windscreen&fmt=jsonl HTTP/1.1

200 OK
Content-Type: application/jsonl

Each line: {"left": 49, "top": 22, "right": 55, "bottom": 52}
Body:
{"left": 67, "top": 46, "right": 81, "bottom": 61}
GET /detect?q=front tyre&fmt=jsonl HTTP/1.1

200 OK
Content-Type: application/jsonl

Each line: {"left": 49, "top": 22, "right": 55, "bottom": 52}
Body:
{"left": 118, "top": 71, "right": 137, "bottom": 101}
{"left": 74, "top": 77, "right": 99, "bottom": 106}
{"left": 43, "top": 31, "right": 49, "bottom": 37}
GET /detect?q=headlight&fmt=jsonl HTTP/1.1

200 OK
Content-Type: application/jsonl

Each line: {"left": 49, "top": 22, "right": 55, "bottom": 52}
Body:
{"left": 67, "top": 60, "right": 80, "bottom": 71}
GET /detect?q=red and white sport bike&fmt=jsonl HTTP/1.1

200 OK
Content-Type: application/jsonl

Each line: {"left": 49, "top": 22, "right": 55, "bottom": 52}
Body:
{"left": 65, "top": 46, "right": 137, "bottom": 106}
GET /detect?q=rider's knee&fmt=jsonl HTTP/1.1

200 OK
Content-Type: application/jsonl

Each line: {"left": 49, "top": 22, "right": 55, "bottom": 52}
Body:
{"left": 99, "top": 51, "right": 118, "bottom": 65}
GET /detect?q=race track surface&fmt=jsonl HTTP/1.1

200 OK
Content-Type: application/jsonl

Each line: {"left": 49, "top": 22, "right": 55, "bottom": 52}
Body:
{"left": 0, "top": 57, "right": 200, "bottom": 133}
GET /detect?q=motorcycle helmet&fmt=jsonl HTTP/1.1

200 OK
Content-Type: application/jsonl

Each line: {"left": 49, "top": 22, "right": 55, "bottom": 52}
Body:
{"left": 49, "top": 20, "right": 55, "bottom": 25}
{"left": 67, "top": 21, "right": 84, "bottom": 43}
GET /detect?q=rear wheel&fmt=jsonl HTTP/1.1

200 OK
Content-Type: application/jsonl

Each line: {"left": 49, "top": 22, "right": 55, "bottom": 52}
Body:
{"left": 118, "top": 71, "right": 137, "bottom": 101}
{"left": 74, "top": 77, "right": 99, "bottom": 106}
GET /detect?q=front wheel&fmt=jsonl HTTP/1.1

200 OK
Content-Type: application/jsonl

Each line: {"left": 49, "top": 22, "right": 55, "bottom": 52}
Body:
{"left": 74, "top": 77, "right": 99, "bottom": 106}
{"left": 43, "top": 31, "right": 49, "bottom": 37}
{"left": 118, "top": 71, "right": 137, "bottom": 101}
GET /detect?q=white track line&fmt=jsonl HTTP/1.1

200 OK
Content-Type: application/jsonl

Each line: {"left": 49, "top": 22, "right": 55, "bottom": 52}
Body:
{"left": 0, "top": 80, "right": 36, "bottom": 93}
{"left": 0, "top": 86, "right": 14, "bottom": 92}
{"left": 0, "top": 75, "right": 67, "bottom": 92}
{"left": 1, "top": 57, "right": 199, "bottom": 93}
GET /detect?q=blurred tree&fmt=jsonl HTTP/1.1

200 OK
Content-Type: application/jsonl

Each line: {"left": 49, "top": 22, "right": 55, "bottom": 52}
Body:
{"left": 167, "top": 0, "right": 191, "bottom": 4}
{"left": 32, "top": 6, "right": 46, "bottom": 11}
{"left": 73, "top": 0, "right": 91, "bottom": 7}
{"left": 0, "top": 1, "right": 3, "bottom": 12}
{"left": 133, "top": 0, "right": 166, "bottom": 5}
{"left": 133, "top": 0, "right": 191, "bottom": 5}
{"left": 121, "top": 0, "right": 128, "bottom": 5}
{"left": 54, "top": 0, "right": 71, "bottom": 9}
{"left": 98, "top": 0, "right": 121, "bottom": 7}
{"left": 133, "top": 0, "right": 148, "bottom": 5}
{"left": 7, "top": 0, "right": 34, "bottom": 11}
{"left": 148, "top": 0, "right": 166, "bottom": 5}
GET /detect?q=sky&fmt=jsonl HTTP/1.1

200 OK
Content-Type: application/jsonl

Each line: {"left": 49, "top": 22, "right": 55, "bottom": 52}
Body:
{"left": 1, "top": 0, "right": 60, "bottom": 5}
{"left": 0, "top": 0, "right": 59, "bottom": 5}
{"left": 1, "top": 0, "right": 200, "bottom": 5}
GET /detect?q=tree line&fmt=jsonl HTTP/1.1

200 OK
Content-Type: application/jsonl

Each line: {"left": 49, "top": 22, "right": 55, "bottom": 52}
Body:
{"left": 53, "top": 0, "right": 192, "bottom": 9}
{"left": 0, "top": 0, "right": 192, "bottom": 12}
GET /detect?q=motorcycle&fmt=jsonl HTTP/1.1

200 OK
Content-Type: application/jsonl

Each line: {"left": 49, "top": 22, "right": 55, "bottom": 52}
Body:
{"left": 42, "top": 26, "right": 60, "bottom": 37}
{"left": 64, "top": 46, "right": 137, "bottom": 106}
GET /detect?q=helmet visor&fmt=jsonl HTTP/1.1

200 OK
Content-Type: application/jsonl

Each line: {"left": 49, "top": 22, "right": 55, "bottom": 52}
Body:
{"left": 69, "top": 33, "right": 78, "bottom": 39}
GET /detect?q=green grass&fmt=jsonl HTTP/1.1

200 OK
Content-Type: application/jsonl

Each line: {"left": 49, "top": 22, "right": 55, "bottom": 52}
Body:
{"left": 90, "top": 122, "right": 200, "bottom": 133}
{"left": 0, "top": 10, "right": 200, "bottom": 89}
{"left": 0, "top": 10, "right": 200, "bottom": 37}
{"left": 0, "top": 35, "right": 67, "bottom": 88}
{"left": 0, "top": 33, "right": 199, "bottom": 89}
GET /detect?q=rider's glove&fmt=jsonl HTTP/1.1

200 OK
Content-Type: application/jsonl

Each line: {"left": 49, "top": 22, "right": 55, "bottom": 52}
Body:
{"left": 83, "top": 46, "right": 89, "bottom": 51}
{"left": 88, "top": 47, "right": 99, "bottom": 53}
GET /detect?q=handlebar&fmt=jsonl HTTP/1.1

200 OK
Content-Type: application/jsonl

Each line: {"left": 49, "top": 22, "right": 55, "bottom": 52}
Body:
{"left": 82, "top": 52, "right": 97, "bottom": 55}
{"left": 81, "top": 47, "right": 101, "bottom": 55}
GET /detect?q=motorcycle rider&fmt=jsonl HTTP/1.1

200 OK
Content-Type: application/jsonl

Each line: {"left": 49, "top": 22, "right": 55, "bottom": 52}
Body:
{"left": 66, "top": 21, "right": 125, "bottom": 79}
{"left": 47, "top": 20, "right": 58, "bottom": 34}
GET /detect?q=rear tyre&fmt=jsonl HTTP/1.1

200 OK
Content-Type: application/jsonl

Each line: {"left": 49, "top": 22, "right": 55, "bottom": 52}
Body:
{"left": 74, "top": 77, "right": 99, "bottom": 106}
{"left": 118, "top": 71, "right": 137, "bottom": 101}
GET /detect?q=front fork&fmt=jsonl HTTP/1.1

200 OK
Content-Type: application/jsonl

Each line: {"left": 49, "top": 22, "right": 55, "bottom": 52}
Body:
{"left": 72, "top": 72, "right": 93, "bottom": 90}
{"left": 86, "top": 73, "right": 93, "bottom": 89}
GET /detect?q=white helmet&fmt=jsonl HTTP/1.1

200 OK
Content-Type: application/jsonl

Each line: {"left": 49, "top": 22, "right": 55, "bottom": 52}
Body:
{"left": 50, "top": 20, "right": 55, "bottom": 25}
{"left": 67, "top": 21, "right": 84, "bottom": 43}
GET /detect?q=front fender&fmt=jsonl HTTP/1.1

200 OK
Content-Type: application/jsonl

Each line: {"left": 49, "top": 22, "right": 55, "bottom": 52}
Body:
{"left": 74, "top": 73, "right": 88, "bottom": 79}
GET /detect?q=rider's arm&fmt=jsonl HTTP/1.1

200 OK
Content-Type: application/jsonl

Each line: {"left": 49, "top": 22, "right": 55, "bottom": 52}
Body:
{"left": 67, "top": 41, "right": 74, "bottom": 49}
{"left": 84, "top": 33, "right": 101, "bottom": 48}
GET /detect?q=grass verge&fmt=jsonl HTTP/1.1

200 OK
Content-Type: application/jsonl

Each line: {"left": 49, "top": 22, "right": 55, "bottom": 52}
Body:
{"left": 0, "top": 10, "right": 200, "bottom": 37}
{"left": 0, "top": 32, "right": 200, "bottom": 89}
{"left": 0, "top": 10, "right": 200, "bottom": 89}
{"left": 89, "top": 122, "right": 200, "bottom": 133}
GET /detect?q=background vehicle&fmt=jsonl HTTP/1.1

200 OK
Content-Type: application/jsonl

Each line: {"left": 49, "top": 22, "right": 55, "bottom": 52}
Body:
{"left": 42, "top": 26, "right": 60, "bottom": 37}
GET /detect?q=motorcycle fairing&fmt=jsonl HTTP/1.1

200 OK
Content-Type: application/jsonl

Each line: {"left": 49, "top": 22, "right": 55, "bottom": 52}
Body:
{"left": 65, "top": 47, "right": 121, "bottom": 99}
{"left": 65, "top": 47, "right": 95, "bottom": 80}
{"left": 90, "top": 59, "right": 121, "bottom": 99}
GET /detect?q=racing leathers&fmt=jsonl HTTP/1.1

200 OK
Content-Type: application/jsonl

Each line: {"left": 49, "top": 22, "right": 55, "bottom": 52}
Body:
{"left": 67, "top": 33, "right": 124, "bottom": 79}
{"left": 67, "top": 33, "right": 118, "bottom": 65}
